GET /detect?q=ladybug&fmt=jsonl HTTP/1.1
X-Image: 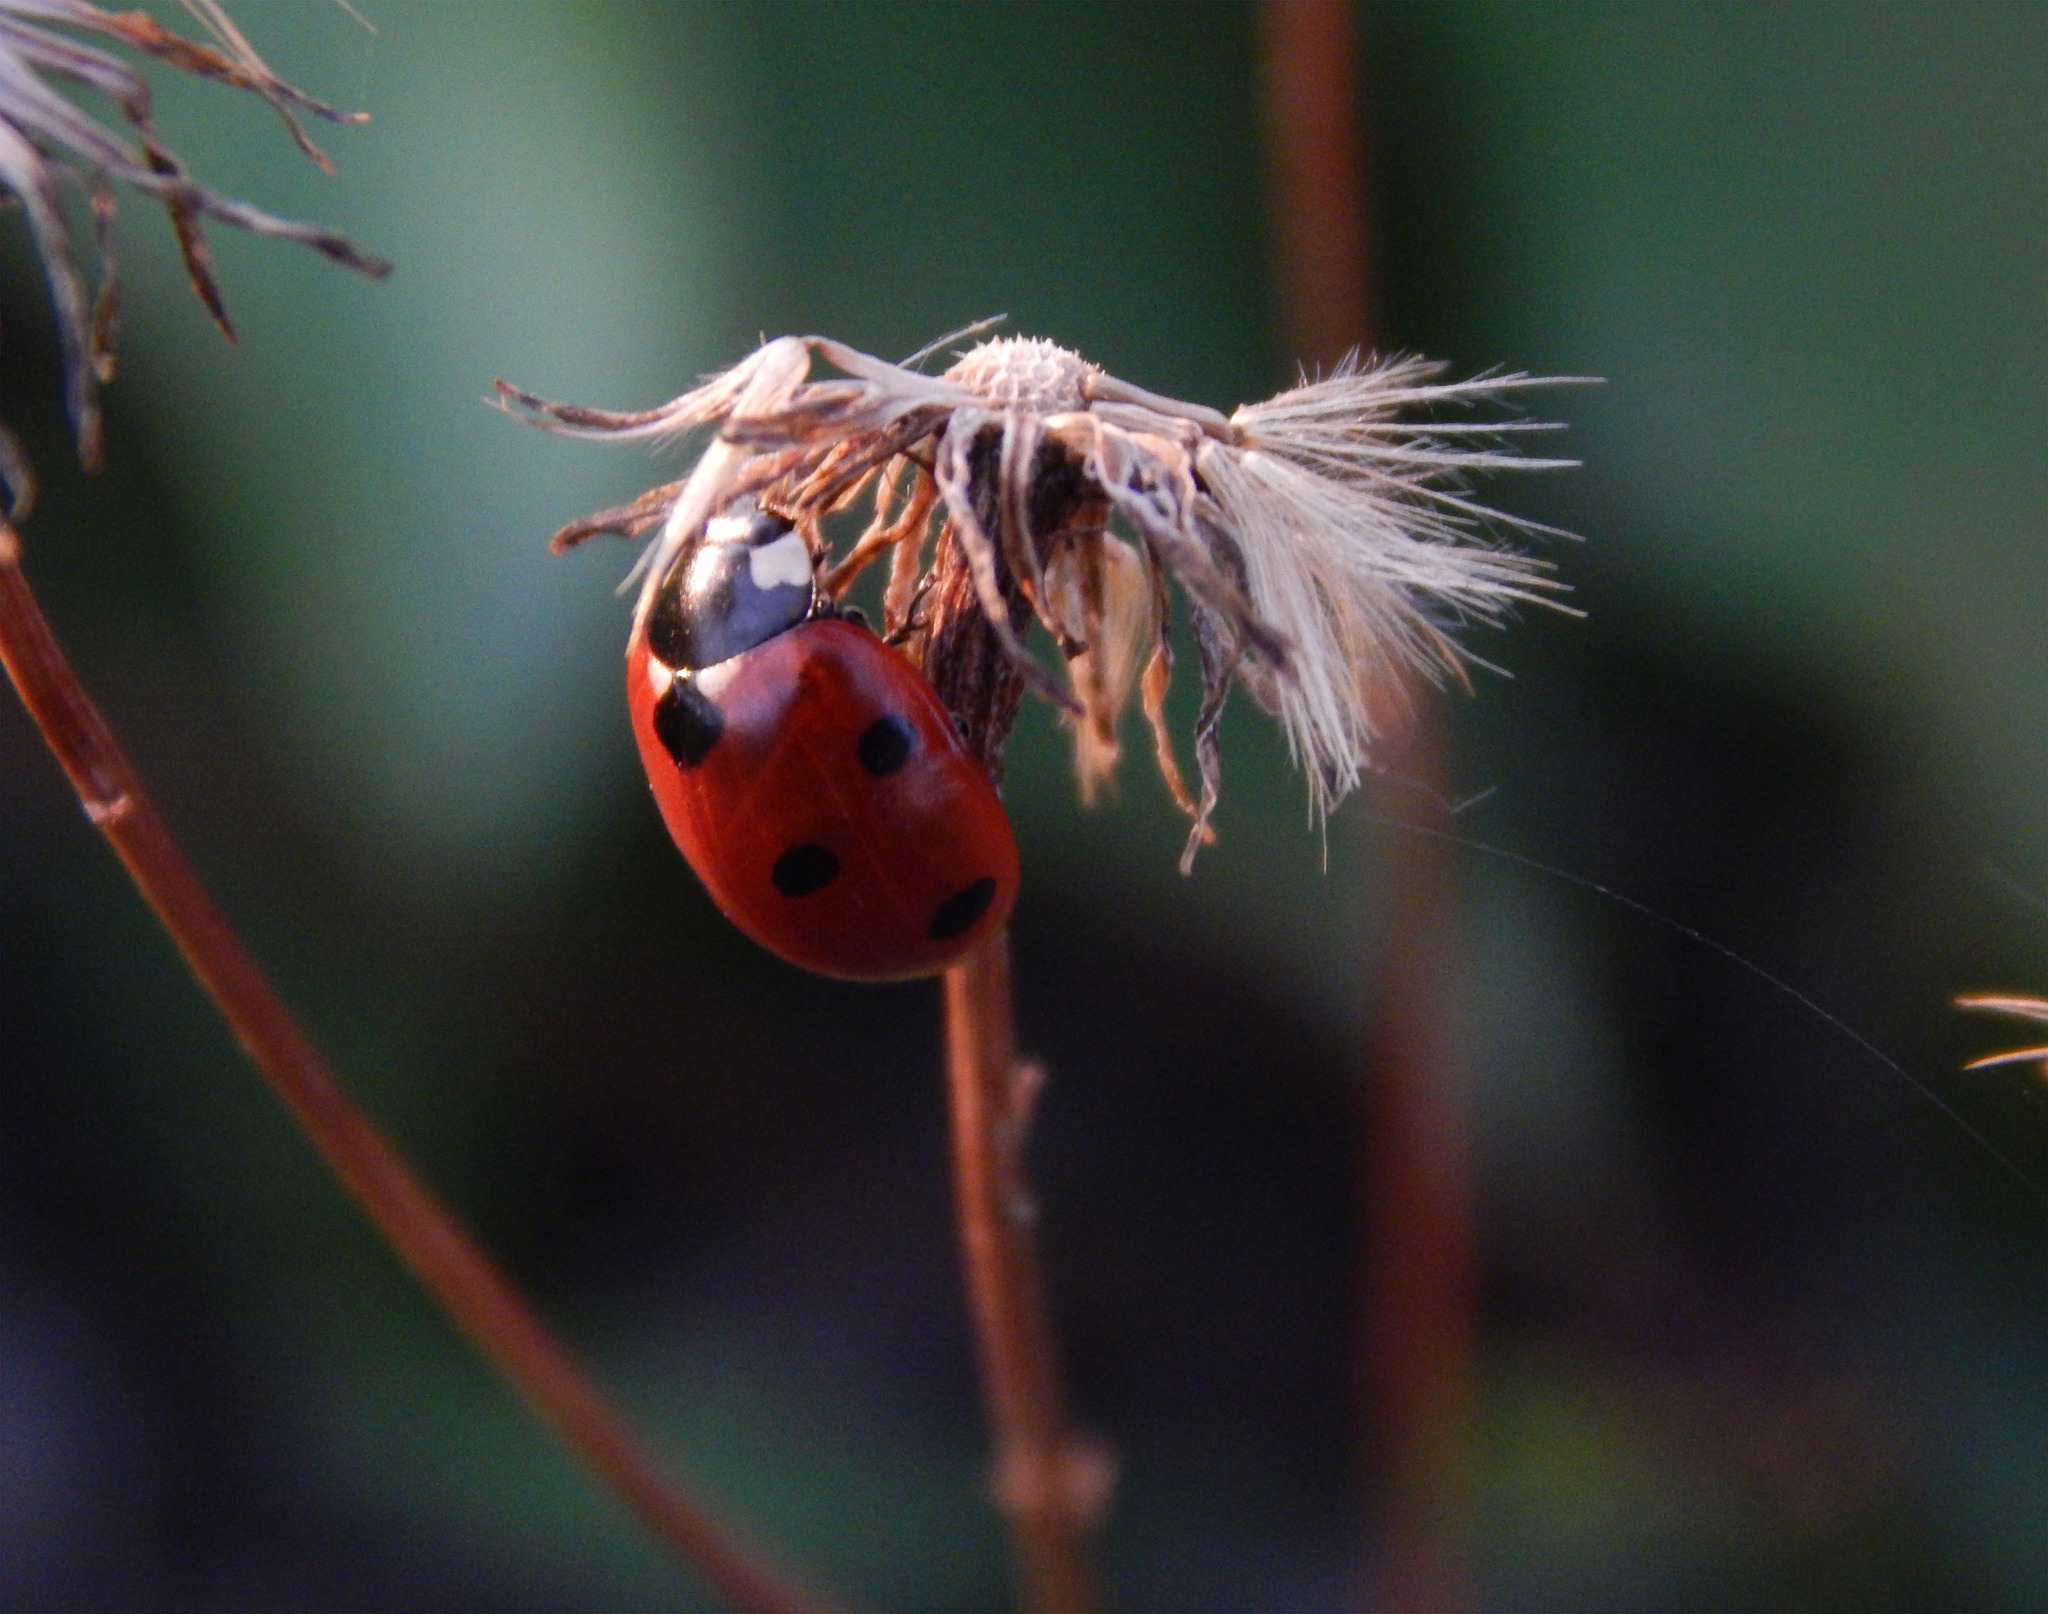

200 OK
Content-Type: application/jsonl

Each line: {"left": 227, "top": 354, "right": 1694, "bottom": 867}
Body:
{"left": 626, "top": 504, "right": 1020, "bottom": 980}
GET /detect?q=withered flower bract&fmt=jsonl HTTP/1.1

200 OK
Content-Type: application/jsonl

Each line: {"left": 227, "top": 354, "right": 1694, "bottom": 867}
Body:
{"left": 1958, "top": 994, "right": 2048, "bottom": 1077}
{"left": 0, "top": 0, "right": 388, "bottom": 484}
{"left": 503, "top": 332, "right": 1585, "bottom": 867}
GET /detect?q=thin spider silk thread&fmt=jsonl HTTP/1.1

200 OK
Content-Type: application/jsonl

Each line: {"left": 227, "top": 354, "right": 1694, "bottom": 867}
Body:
{"left": 1360, "top": 808, "right": 2048, "bottom": 1213}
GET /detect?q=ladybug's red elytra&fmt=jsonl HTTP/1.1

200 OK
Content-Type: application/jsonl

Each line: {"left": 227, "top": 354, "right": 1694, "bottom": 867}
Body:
{"left": 627, "top": 506, "right": 1020, "bottom": 980}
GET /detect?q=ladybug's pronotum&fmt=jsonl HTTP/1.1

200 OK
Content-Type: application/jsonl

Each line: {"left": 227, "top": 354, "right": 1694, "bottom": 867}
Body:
{"left": 502, "top": 331, "right": 1579, "bottom": 978}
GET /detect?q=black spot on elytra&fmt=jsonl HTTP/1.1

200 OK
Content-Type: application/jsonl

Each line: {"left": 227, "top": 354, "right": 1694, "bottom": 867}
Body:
{"left": 772, "top": 844, "right": 840, "bottom": 898}
{"left": 654, "top": 677, "right": 723, "bottom": 767}
{"left": 856, "top": 714, "right": 914, "bottom": 777}
{"left": 928, "top": 876, "right": 997, "bottom": 941}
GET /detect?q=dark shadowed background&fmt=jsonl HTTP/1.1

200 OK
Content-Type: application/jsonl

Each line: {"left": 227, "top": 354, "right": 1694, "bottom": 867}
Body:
{"left": 3, "top": 3, "right": 2048, "bottom": 1610}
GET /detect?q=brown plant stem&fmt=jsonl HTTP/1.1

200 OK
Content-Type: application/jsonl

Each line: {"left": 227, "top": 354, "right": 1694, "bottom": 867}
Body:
{"left": 943, "top": 928, "right": 1102, "bottom": 1614}
{"left": 1258, "top": 0, "right": 1372, "bottom": 373}
{"left": 0, "top": 518, "right": 852, "bottom": 1614}
{"left": 1258, "top": 4, "right": 1476, "bottom": 1612}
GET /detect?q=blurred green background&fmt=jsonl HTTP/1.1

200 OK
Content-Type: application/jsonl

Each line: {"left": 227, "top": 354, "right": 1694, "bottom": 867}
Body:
{"left": 3, "top": 2, "right": 2048, "bottom": 1609}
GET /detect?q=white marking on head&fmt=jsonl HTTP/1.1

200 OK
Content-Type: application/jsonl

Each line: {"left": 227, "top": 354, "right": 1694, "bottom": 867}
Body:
{"left": 748, "top": 532, "right": 813, "bottom": 592}
{"left": 644, "top": 656, "right": 675, "bottom": 697}
{"left": 704, "top": 513, "right": 754, "bottom": 545}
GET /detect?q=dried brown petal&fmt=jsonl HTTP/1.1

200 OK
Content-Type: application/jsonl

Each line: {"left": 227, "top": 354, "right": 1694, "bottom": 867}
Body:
{"left": 549, "top": 481, "right": 683, "bottom": 554}
{"left": 0, "top": 0, "right": 386, "bottom": 467}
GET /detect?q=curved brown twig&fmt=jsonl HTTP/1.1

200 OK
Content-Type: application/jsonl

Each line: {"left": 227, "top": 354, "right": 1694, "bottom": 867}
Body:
{"left": 0, "top": 518, "right": 857, "bottom": 1614}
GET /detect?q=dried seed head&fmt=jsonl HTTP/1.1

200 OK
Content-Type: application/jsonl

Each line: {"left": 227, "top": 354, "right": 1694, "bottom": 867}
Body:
{"left": 945, "top": 337, "right": 1092, "bottom": 411}
{"left": 504, "top": 332, "right": 1590, "bottom": 866}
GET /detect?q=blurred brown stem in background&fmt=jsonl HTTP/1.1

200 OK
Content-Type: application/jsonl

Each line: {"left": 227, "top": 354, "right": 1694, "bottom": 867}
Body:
{"left": 1354, "top": 717, "right": 1475, "bottom": 1614}
{"left": 0, "top": 518, "right": 855, "bottom": 1614}
{"left": 944, "top": 929, "right": 1103, "bottom": 1614}
{"left": 1258, "top": 3, "right": 1477, "bottom": 1612}
{"left": 1260, "top": 0, "right": 1371, "bottom": 374}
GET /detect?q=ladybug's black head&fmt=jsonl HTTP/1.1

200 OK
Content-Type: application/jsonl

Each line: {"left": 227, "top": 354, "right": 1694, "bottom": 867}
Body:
{"left": 646, "top": 505, "right": 817, "bottom": 671}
